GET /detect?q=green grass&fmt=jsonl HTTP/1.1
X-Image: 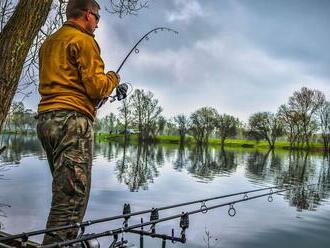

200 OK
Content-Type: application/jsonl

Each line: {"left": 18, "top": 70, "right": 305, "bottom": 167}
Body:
{"left": 96, "top": 133, "right": 326, "bottom": 152}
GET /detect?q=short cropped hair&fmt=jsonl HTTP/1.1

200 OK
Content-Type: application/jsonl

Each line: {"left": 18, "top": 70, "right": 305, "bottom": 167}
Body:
{"left": 66, "top": 0, "right": 100, "bottom": 19}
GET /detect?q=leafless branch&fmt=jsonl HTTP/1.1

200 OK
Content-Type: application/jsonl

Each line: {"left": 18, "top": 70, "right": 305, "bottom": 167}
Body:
{"left": 105, "top": 0, "right": 149, "bottom": 18}
{"left": 16, "top": 0, "right": 67, "bottom": 95}
{"left": 0, "top": 0, "right": 15, "bottom": 32}
{"left": 5, "top": 0, "right": 149, "bottom": 99}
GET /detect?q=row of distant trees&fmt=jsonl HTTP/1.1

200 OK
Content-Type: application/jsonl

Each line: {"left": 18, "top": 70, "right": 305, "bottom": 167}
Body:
{"left": 2, "top": 102, "right": 37, "bottom": 134}
{"left": 97, "top": 86, "right": 329, "bottom": 151}
{"left": 2, "top": 87, "right": 330, "bottom": 151}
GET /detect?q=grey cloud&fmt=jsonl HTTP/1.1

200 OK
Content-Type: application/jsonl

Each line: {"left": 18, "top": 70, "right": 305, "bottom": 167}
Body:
{"left": 24, "top": 0, "right": 330, "bottom": 122}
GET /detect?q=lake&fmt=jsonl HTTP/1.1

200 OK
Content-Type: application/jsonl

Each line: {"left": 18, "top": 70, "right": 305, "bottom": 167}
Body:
{"left": 0, "top": 134, "right": 330, "bottom": 247}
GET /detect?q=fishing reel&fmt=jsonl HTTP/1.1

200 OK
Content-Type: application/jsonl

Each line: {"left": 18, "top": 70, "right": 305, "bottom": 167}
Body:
{"left": 81, "top": 238, "right": 100, "bottom": 248}
{"left": 108, "top": 82, "right": 132, "bottom": 103}
{"left": 70, "top": 237, "right": 100, "bottom": 248}
{"left": 96, "top": 83, "right": 132, "bottom": 109}
{"left": 116, "top": 83, "right": 129, "bottom": 101}
{"left": 72, "top": 232, "right": 100, "bottom": 248}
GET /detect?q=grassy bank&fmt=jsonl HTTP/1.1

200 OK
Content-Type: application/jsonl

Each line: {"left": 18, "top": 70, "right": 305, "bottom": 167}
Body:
{"left": 96, "top": 133, "right": 326, "bottom": 152}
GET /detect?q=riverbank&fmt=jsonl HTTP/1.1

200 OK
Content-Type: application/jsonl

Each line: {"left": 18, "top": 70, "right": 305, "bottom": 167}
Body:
{"left": 96, "top": 133, "right": 326, "bottom": 152}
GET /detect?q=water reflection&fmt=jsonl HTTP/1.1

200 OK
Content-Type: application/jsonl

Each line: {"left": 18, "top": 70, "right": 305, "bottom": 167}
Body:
{"left": 1, "top": 135, "right": 330, "bottom": 208}
{"left": 0, "top": 134, "right": 44, "bottom": 164}
{"left": 0, "top": 203, "right": 8, "bottom": 218}
{"left": 246, "top": 150, "right": 272, "bottom": 180}
{"left": 173, "top": 144, "right": 189, "bottom": 171}
{"left": 287, "top": 159, "right": 330, "bottom": 211}
{"left": 0, "top": 154, "right": 10, "bottom": 228}
{"left": 1, "top": 135, "right": 330, "bottom": 247}
{"left": 0, "top": 202, "right": 10, "bottom": 229}
{"left": 0, "top": 163, "right": 7, "bottom": 180}
{"left": 184, "top": 146, "right": 238, "bottom": 181}
{"left": 115, "top": 142, "right": 163, "bottom": 191}
{"left": 244, "top": 149, "right": 330, "bottom": 212}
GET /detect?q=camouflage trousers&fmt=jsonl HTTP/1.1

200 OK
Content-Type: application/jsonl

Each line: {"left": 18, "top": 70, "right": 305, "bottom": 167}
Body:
{"left": 36, "top": 110, "right": 94, "bottom": 245}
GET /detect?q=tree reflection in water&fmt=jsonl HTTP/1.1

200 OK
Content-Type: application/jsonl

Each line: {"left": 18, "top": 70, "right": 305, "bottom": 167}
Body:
{"left": 246, "top": 149, "right": 330, "bottom": 211}
{"left": 115, "top": 142, "right": 163, "bottom": 191}
{"left": 0, "top": 163, "right": 8, "bottom": 181}
{"left": 286, "top": 155, "right": 330, "bottom": 211}
{"left": 0, "top": 134, "right": 44, "bottom": 228}
{"left": 94, "top": 140, "right": 121, "bottom": 161}
{"left": 173, "top": 144, "right": 189, "bottom": 171}
{"left": 0, "top": 164, "right": 10, "bottom": 229}
{"left": 183, "top": 145, "right": 238, "bottom": 181}
{"left": 0, "top": 139, "right": 11, "bottom": 229}
{"left": 246, "top": 150, "right": 272, "bottom": 180}
{"left": 1, "top": 134, "right": 330, "bottom": 213}
{"left": 0, "top": 134, "right": 44, "bottom": 164}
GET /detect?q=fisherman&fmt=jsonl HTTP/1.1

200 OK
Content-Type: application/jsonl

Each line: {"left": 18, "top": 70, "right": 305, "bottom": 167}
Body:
{"left": 36, "top": 0, "right": 126, "bottom": 244}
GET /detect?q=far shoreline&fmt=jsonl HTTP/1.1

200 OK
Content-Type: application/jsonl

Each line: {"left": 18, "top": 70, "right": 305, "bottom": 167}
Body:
{"left": 96, "top": 133, "right": 328, "bottom": 153}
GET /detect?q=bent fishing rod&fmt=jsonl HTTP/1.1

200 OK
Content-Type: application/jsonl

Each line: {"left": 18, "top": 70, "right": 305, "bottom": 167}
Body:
{"left": 96, "top": 27, "right": 178, "bottom": 109}
{"left": 40, "top": 184, "right": 313, "bottom": 248}
{"left": 1, "top": 183, "right": 317, "bottom": 247}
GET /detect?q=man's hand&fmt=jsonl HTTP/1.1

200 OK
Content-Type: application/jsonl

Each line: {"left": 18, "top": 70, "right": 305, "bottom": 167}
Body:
{"left": 115, "top": 72, "right": 120, "bottom": 84}
{"left": 116, "top": 83, "right": 128, "bottom": 101}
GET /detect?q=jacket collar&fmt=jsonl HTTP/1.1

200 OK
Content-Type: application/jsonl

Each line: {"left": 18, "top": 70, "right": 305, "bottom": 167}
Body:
{"left": 63, "top": 21, "right": 95, "bottom": 37}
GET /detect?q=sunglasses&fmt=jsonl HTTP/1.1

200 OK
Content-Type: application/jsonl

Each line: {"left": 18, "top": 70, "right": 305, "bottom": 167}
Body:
{"left": 90, "top": 11, "right": 100, "bottom": 22}
{"left": 83, "top": 9, "right": 100, "bottom": 22}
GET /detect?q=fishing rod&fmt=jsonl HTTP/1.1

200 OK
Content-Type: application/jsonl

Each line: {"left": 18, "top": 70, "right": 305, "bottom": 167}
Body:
{"left": 96, "top": 27, "right": 178, "bottom": 109}
{"left": 3, "top": 183, "right": 322, "bottom": 248}
{"left": 41, "top": 186, "right": 302, "bottom": 248}
{"left": 0, "top": 184, "right": 288, "bottom": 244}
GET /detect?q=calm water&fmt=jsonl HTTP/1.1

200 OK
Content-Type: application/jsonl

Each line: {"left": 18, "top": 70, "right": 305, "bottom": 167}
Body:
{"left": 0, "top": 135, "right": 330, "bottom": 248}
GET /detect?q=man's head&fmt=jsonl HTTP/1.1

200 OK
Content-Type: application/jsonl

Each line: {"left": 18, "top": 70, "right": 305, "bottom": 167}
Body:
{"left": 66, "top": 0, "right": 100, "bottom": 34}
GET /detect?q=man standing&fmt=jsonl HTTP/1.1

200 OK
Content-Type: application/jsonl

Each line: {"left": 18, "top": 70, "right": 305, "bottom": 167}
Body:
{"left": 37, "top": 0, "right": 123, "bottom": 244}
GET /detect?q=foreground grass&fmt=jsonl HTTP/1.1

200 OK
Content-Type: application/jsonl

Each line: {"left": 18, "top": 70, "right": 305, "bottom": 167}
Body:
{"left": 96, "top": 133, "right": 325, "bottom": 151}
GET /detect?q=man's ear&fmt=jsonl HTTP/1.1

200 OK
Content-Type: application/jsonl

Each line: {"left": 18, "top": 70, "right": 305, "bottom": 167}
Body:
{"left": 83, "top": 11, "right": 90, "bottom": 22}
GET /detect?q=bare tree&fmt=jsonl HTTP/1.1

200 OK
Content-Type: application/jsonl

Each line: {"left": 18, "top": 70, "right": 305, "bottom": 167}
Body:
{"left": 106, "top": 0, "right": 149, "bottom": 17}
{"left": 282, "top": 87, "right": 325, "bottom": 148}
{"left": 278, "top": 104, "right": 302, "bottom": 149}
{"left": 319, "top": 101, "right": 330, "bottom": 151}
{"left": 156, "top": 116, "right": 166, "bottom": 136}
{"left": 248, "top": 112, "right": 284, "bottom": 149}
{"left": 130, "top": 89, "right": 162, "bottom": 141}
{"left": 104, "top": 113, "right": 116, "bottom": 134}
{"left": 165, "top": 120, "right": 176, "bottom": 136}
{"left": 174, "top": 114, "right": 190, "bottom": 144}
{"left": 189, "top": 107, "right": 218, "bottom": 145}
{"left": 216, "top": 114, "right": 239, "bottom": 148}
{"left": 118, "top": 98, "right": 132, "bottom": 138}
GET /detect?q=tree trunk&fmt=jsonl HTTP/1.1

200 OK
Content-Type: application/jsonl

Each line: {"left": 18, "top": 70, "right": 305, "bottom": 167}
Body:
{"left": 264, "top": 131, "right": 272, "bottom": 149}
{"left": 179, "top": 134, "right": 185, "bottom": 144}
{"left": 270, "top": 137, "right": 276, "bottom": 150}
{"left": 220, "top": 136, "right": 225, "bottom": 148}
{"left": 0, "top": 0, "right": 53, "bottom": 131}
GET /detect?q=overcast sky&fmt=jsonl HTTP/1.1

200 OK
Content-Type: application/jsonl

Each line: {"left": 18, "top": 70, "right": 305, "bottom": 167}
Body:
{"left": 23, "top": 0, "right": 330, "bottom": 122}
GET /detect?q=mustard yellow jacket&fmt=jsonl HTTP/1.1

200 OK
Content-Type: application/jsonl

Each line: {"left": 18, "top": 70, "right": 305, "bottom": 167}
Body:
{"left": 38, "top": 21, "right": 119, "bottom": 120}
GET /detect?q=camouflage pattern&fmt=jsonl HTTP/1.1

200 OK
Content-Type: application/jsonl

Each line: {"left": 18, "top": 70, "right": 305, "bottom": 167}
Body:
{"left": 36, "top": 110, "right": 94, "bottom": 245}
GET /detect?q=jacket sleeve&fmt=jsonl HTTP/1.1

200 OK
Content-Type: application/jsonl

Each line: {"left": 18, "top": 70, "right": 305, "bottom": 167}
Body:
{"left": 72, "top": 37, "right": 119, "bottom": 100}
